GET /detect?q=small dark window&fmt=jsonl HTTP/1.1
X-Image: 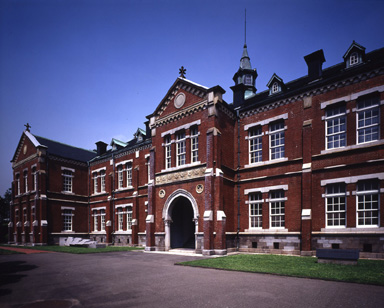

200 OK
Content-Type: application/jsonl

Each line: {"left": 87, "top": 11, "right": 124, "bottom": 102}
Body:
{"left": 127, "top": 238, "right": 130, "bottom": 244}
{"left": 273, "top": 242, "right": 280, "bottom": 249}
{"left": 332, "top": 243, "right": 340, "bottom": 249}
{"left": 252, "top": 242, "right": 258, "bottom": 248}
{"left": 363, "top": 244, "right": 372, "bottom": 253}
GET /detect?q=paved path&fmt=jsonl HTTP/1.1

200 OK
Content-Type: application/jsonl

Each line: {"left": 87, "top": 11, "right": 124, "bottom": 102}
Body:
{"left": 1, "top": 251, "right": 383, "bottom": 308}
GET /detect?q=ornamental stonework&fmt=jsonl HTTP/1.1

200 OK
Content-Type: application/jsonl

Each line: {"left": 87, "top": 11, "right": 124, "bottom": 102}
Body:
{"left": 156, "top": 167, "right": 206, "bottom": 185}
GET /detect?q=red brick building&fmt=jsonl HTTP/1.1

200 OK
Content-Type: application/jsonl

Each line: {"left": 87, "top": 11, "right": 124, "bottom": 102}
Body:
{"left": 10, "top": 41, "right": 384, "bottom": 258}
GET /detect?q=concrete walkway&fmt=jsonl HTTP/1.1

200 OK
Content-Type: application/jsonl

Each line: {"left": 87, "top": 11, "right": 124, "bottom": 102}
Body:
{"left": 1, "top": 251, "right": 383, "bottom": 308}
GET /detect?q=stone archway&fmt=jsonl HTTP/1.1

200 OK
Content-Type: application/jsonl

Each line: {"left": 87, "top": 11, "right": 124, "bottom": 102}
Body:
{"left": 162, "top": 189, "right": 199, "bottom": 251}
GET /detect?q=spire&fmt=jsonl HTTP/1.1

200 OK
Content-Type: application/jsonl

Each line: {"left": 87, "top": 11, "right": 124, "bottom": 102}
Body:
{"left": 240, "top": 44, "right": 252, "bottom": 70}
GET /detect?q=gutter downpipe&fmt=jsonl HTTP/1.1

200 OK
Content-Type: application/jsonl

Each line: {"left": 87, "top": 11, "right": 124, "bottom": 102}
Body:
{"left": 111, "top": 152, "right": 115, "bottom": 245}
{"left": 87, "top": 161, "right": 91, "bottom": 237}
{"left": 236, "top": 108, "right": 241, "bottom": 251}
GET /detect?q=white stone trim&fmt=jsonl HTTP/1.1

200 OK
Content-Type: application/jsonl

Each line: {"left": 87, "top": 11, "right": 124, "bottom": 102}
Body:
{"left": 25, "top": 131, "right": 41, "bottom": 147}
{"left": 92, "top": 167, "right": 106, "bottom": 173}
{"left": 321, "top": 173, "right": 384, "bottom": 186}
{"left": 115, "top": 159, "right": 133, "bottom": 167}
{"left": 244, "top": 184, "right": 288, "bottom": 195}
{"left": 61, "top": 166, "right": 75, "bottom": 173}
{"left": 320, "top": 139, "right": 384, "bottom": 155}
{"left": 244, "top": 113, "right": 288, "bottom": 131}
{"left": 61, "top": 206, "right": 75, "bottom": 211}
{"left": 92, "top": 206, "right": 106, "bottom": 211}
{"left": 161, "top": 119, "right": 201, "bottom": 137}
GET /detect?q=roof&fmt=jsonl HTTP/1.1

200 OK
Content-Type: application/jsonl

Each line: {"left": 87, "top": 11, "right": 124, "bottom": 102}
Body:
{"left": 33, "top": 134, "right": 97, "bottom": 162}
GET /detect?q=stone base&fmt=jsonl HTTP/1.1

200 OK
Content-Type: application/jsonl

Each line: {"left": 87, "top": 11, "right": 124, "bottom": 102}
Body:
{"left": 317, "top": 259, "right": 357, "bottom": 265}
{"left": 300, "top": 250, "right": 314, "bottom": 257}
{"left": 214, "top": 249, "right": 227, "bottom": 256}
{"left": 145, "top": 246, "right": 156, "bottom": 251}
{"left": 202, "top": 249, "right": 215, "bottom": 256}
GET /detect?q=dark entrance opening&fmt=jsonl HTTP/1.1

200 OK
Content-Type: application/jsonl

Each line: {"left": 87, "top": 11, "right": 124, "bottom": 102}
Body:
{"left": 170, "top": 197, "right": 195, "bottom": 249}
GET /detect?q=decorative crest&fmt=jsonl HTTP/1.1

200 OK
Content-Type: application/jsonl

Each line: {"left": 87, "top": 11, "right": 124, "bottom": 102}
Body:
{"left": 179, "top": 66, "right": 186, "bottom": 78}
{"left": 24, "top": 123, "right": 31, "bottom": 132}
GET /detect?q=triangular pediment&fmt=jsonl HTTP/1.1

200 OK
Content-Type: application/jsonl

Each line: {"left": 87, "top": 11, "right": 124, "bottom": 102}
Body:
{"left": 150, "top": 77, "right": 209, "bottom": 120}
{"left": 11, "top": 130, "right": 44, "bottom": 165}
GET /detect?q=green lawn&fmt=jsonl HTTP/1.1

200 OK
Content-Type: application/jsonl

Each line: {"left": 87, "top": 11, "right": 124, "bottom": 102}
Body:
{"left": 0, "top": 247, "right": 24, "bottom": 255}
{"left": 178, "top": 254, "right": 384, "bottom": 286}
{"left": 0, "top": 245, "right": 144, "bottom": 254}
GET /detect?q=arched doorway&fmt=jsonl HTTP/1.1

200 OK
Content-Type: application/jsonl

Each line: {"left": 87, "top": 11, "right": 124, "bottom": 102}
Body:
{"left": 170, "top": 197, "right": 195, "bottom": 248}
{"left": 162, "top": 189, "right": 199, "bottom": 251}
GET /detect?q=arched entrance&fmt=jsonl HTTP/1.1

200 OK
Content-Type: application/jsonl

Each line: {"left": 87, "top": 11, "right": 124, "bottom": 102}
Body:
{"left": 163, "top": 189, "right": 199, "bottom": 251}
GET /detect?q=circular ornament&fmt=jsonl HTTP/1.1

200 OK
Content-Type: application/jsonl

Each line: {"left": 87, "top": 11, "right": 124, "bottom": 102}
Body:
{"left": 174, "top": 93, "right": 186, "bottom": 109}
{"left": 196, "top": 184, "right": 204, "bottom": 194}
{"left": 159, "top": 189, "right": 166, "bottom": 199}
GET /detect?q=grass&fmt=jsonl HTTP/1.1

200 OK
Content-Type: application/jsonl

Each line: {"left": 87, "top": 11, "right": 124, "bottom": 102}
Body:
{"left": 0, "top": 247, "right": 24, "bottom": 255}
{"left": 0, "top": 244, "right": 144, "bottom": 254}
{"left": 178, "top": 254, "right": 384, "bottom": 286}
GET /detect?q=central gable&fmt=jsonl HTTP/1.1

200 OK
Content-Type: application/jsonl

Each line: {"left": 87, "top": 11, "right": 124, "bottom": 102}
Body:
{"left": 152, "top": 77, "right": 209, "bottom": 120}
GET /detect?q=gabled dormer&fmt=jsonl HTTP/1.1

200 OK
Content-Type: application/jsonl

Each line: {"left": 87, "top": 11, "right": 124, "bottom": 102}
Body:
{"left": 110, "top": 138, "right": 127, "bottom": 151}
{"left": 343, "top": 41, "right": 366, "bottom": 69}
{"left": 134, "top": 128, "right": 146, "bottom": 143}
{"left": 266, "top": 73, "right": 285, "bottom": 96}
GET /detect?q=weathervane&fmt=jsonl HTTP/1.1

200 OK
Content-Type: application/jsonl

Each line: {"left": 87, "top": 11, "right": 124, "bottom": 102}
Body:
{"left": 179, "top": 66, "right": 186, "bottom": 78}
{"left": 24, "top": 123, "right": 31, "bottom": 132}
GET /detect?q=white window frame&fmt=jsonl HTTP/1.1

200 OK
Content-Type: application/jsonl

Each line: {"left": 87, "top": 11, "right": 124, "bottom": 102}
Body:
{"left": 117, "top": 165, "right": 124, "bottom": 189}
{"left": 356, "top": 180, "right": 379, "bottom": 227}
{"left": 62, "top": 169, "right": 73, "bottom": 193}
{"left": 32, "top": 167, "right": 37, "bottom": 191}
{"left": 117, "top": 207, "right": 124, "bottom": 231}
{"left": 100, "top": 170, "right": 106, "bottom": 192}
{"left": 249, "top": 126, "right": 262, "bottom": 164}
{"left": 93, "top": 172, "right": 98, "bottom": 194}
{"left": 165, "top": 135, "right": 172, "bottom": 169}
{"left": 23, "top": 170, "right": 28, "bottom": 193}
{"left": 325, "top": 183, "right": 346, "bottom": 228}
{"left": 101, "top": 210, "right": 106, "bottom": 231}
{"left": 325, "top": 105, "right": 347, "bottom": 150}
{"left": 272, "top": 82, "right": 279, "bottom": 94}
{"left": 269, "top": 190, "right": 286, "bottom": 229}
{"left": 126, "top": 162, "right": 132, "bottom": 187}
{"left": 16, "top": 173, "right": 20, "bottom": 196}
{"left": 94, "top": 212, "right": 98, "bottom": 232}
{"left": 176, "top": 130, "right": 186, "bottom": 167}
{"left": 249, "top": 192, "right": 263, "bottom": 229}
{"left": 62, "top": 209, "right": 73, "bottom": 231}
{"left": 356, "top": 96, "right": 380, "bottom": 144}
{"left": 350, "top": 52, "right": 359, "bottom": 66}
{"left": 126, "top": 207, "right": 133, "bottom": 230}
{"left": 191, "top": 126, "right": 199, "bottom": 163}
{"left": 269, "top": 121, "right": 285, "bottom": 160}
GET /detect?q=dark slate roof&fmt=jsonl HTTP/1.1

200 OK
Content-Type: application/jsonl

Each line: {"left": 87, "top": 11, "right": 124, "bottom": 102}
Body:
{"left": 34, "top": 135, "right": 97, "bottom": 162}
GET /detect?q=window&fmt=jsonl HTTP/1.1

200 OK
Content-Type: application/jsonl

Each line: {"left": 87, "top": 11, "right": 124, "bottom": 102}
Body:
{"left": 176, "top": 130, "right": 186, "bottom": 166}
{"left": 191, "top": 126, "right": 199, "bottom": 163}
{"left": 325, "top": 105, "right": 346, "bottom": 149}
{"left": 23, "top": 170, "right": 28, "bottom": 193}
{"left": 23, "top": 208, "right": 27, "bottom": 223}
{"left": 357, "top": 180, "right": 379, "bottom": 227}
{"left": 32, "top": 167, "right": 37, "bottom": 191}
{"left": 93, "top": 172, "right": 98, "bottom": 194}
{"left": 32, "top": 207, "right": 36, "bottom": 222}
{"left": 270, "top": 190, "right": 285, "bottom": 228}
{"left": 62, "top": 209, "right": 73, "bottom": 231}
{"left": 101, "top": 210, "right": 106, "bottom": 231}
{"left": 357, "top": 96, "right": 380, "bottom": 144}
{"left": 350, "top": 52, "right": 359, "bottom": 66}
{"left": 325, "top": 183, "right": 346, "bottom": 227}
{"left": 15, "top": 209, "right": 19, "bottom": 222}
{"left": 272, "top": 82, "right": 279, "bottom": 94}
{"left": 100, "top": 170, "right": 106, "bottom": 192}
{"left": 269, "top": 121, "right": 285, "bottom": 160}
{"left": 127, "top": 207, "right": 132, "bottom": 230}
{"left": 117, "top": 207, "right": 124, "bottom": 231}
{"left": 94, "top": 211, "right": 98, "bottom": 231}
{"left": 249, "top": 126, "right": 262, "bottom": 164}
{"left": 16, "top": 173, "right": 20, "bottom": 195}
{"left": 244, "top": 75, "right": 252, "bottom": 86}
{"left": 117, "top": 165, "right": 123, "bottom": 189}
{"left": 146, "top": 156, "right": 151, "bottom": 183}
{"left": 249, "top": 192, "right": 262, "bottom": 228}
{"left": 62, "top": 169, "right": 73, "bottom": 193}
{"left": 126, "top": 162, "right": 132, "bottom": 187}
{"left": 165, "top": 135, "right": 171, "bottom": 169}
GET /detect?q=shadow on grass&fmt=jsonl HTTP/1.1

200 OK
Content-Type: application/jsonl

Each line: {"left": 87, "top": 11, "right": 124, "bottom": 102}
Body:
{"left": 0, "top": 261, "right": 38, "bottom": 297}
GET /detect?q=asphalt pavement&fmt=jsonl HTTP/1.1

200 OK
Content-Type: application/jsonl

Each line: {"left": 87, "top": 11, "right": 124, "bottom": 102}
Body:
{"left": 1, "top": 250, "right": 383, "bottom": 308}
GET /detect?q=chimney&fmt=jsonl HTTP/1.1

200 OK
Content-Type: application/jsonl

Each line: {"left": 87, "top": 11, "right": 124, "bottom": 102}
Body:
{"left": 95, "top": 141, "right": 108, "bottom": 156}
{"left": 304, "top": 49, "right": 325, "bottom": 81}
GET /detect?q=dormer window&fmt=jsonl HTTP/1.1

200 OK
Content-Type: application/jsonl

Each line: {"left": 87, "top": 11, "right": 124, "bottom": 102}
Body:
{"left": 267, "top": 74, "right": 284, "bottom": 96}
{"left": 350, "top": 52, "right": 359, "bottom": 66}
{"left": 343, "top": 41, "right": 365, "bottom": 69}
{"left": 272, "top": 82, "right": 279, "bottom": 94}
{"left": 244, "top": 75, "right": 252, "bottom": 86}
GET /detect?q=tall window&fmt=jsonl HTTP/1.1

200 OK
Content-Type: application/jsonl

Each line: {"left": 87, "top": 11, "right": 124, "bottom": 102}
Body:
{"left": 146, "top": 156, "right": 151, "bottom": 183}
{"left": 62, "top": 169, "right": 73, "bottom": 193}
{"left": 117, "top": 207, "right": 124, "bottom": 231}
{"left": 117, "top": 165, "right": 123, "bottom": 189}
{"left": 93, "top": 172, "right": 98, "bottom": 194}
{"left": 32, "top": 167, "right": 37, "bottom": 191}
{"left": 165, "top": 135, "right": 171, "bottom": 169}
{"left": 23, "top": 208, "right": 27, "bottom": 223}
{"left": 191, "top": 126, "right": 199, "bottom": 163}
{"left": 270, "top": 190, "right": 285, "bottom": 228}
{"left": 23, "top": 170, "right": 28, "bottom": 193}
{"left": 62, "top": 209, "right": 73, "bottom": 231}
{"left": 126, "top": 162, "right": 132, "bottom": 187}
{"left": 127, "top": 207, "right": 132, "bottom": 230}
{"left": 94, "top": 212, "right": 98, "bottom": 232}
{"left": 249, "top": 192, "right": 263, "bottom": 228}
{"left": 269, "top": 121, "right": 285, "bottom": 160}
{"left": 357, "top": 96, "right": 380, "bottom": 144}
{"left": 325, "top": 183, "right": 346, "bottom": 227}
{"left": 357, "top": 180, "right": 379, "bottom": 227}
{"left": 326, "top": 105, "right": 346, "bottom": 149}
{"left": 16, "top": 174, "right": 20, "bottom": 195}
{"left": 249, "top": 126, "right": 262, "bottom": 164}
{"left": 100, "top": 170, "right": 106, "bottom": 192}
{"left": 176, "top": 130, "right": 186, "bottom": 166}
{"left": 101, "top": 210, "right": 106, "bottom": 231}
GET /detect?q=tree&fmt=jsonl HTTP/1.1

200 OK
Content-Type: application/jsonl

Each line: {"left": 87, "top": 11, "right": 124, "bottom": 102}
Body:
{"left": 0, "top": 188, "right": 11, "bottom": 223}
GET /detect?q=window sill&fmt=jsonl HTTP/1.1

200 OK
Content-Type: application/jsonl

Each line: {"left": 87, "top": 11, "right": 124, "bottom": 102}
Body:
{"left": 114, "top": 230, "right": 132, "bottom": 235}
{"left": 319, "top": 139, "right": 384, "bottom": 155}
{"left": 244, "top": 157, "right": 288, "bottom": 169}
{"left": 315, "top": 227, "right": 384, "bottom": 234}
{"left": 115, "top": 186, "right": 134, "bottom": 193}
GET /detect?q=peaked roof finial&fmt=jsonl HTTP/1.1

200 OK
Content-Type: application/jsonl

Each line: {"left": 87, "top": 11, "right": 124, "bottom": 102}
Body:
{"left": 244, "top": 8, "right": 247, "bottom": 46}
{"left": 179, "top": 66, "right": 186, "bottom": 78}
{"left": 24, "top": 123, "right": 31, "bottom": 132}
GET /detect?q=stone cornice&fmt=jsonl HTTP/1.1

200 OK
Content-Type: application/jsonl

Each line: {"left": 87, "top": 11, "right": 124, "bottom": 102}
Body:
{"left": 49, "top": 155, "right": 88, "bottom": 168}
{"left": 12, "top": 153, "right": 38, "bottom": 169}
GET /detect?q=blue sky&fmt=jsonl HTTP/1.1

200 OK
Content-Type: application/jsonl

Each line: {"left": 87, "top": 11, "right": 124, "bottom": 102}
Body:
{"left": 1, "top": 0, "right": 384, "bottom": 194}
